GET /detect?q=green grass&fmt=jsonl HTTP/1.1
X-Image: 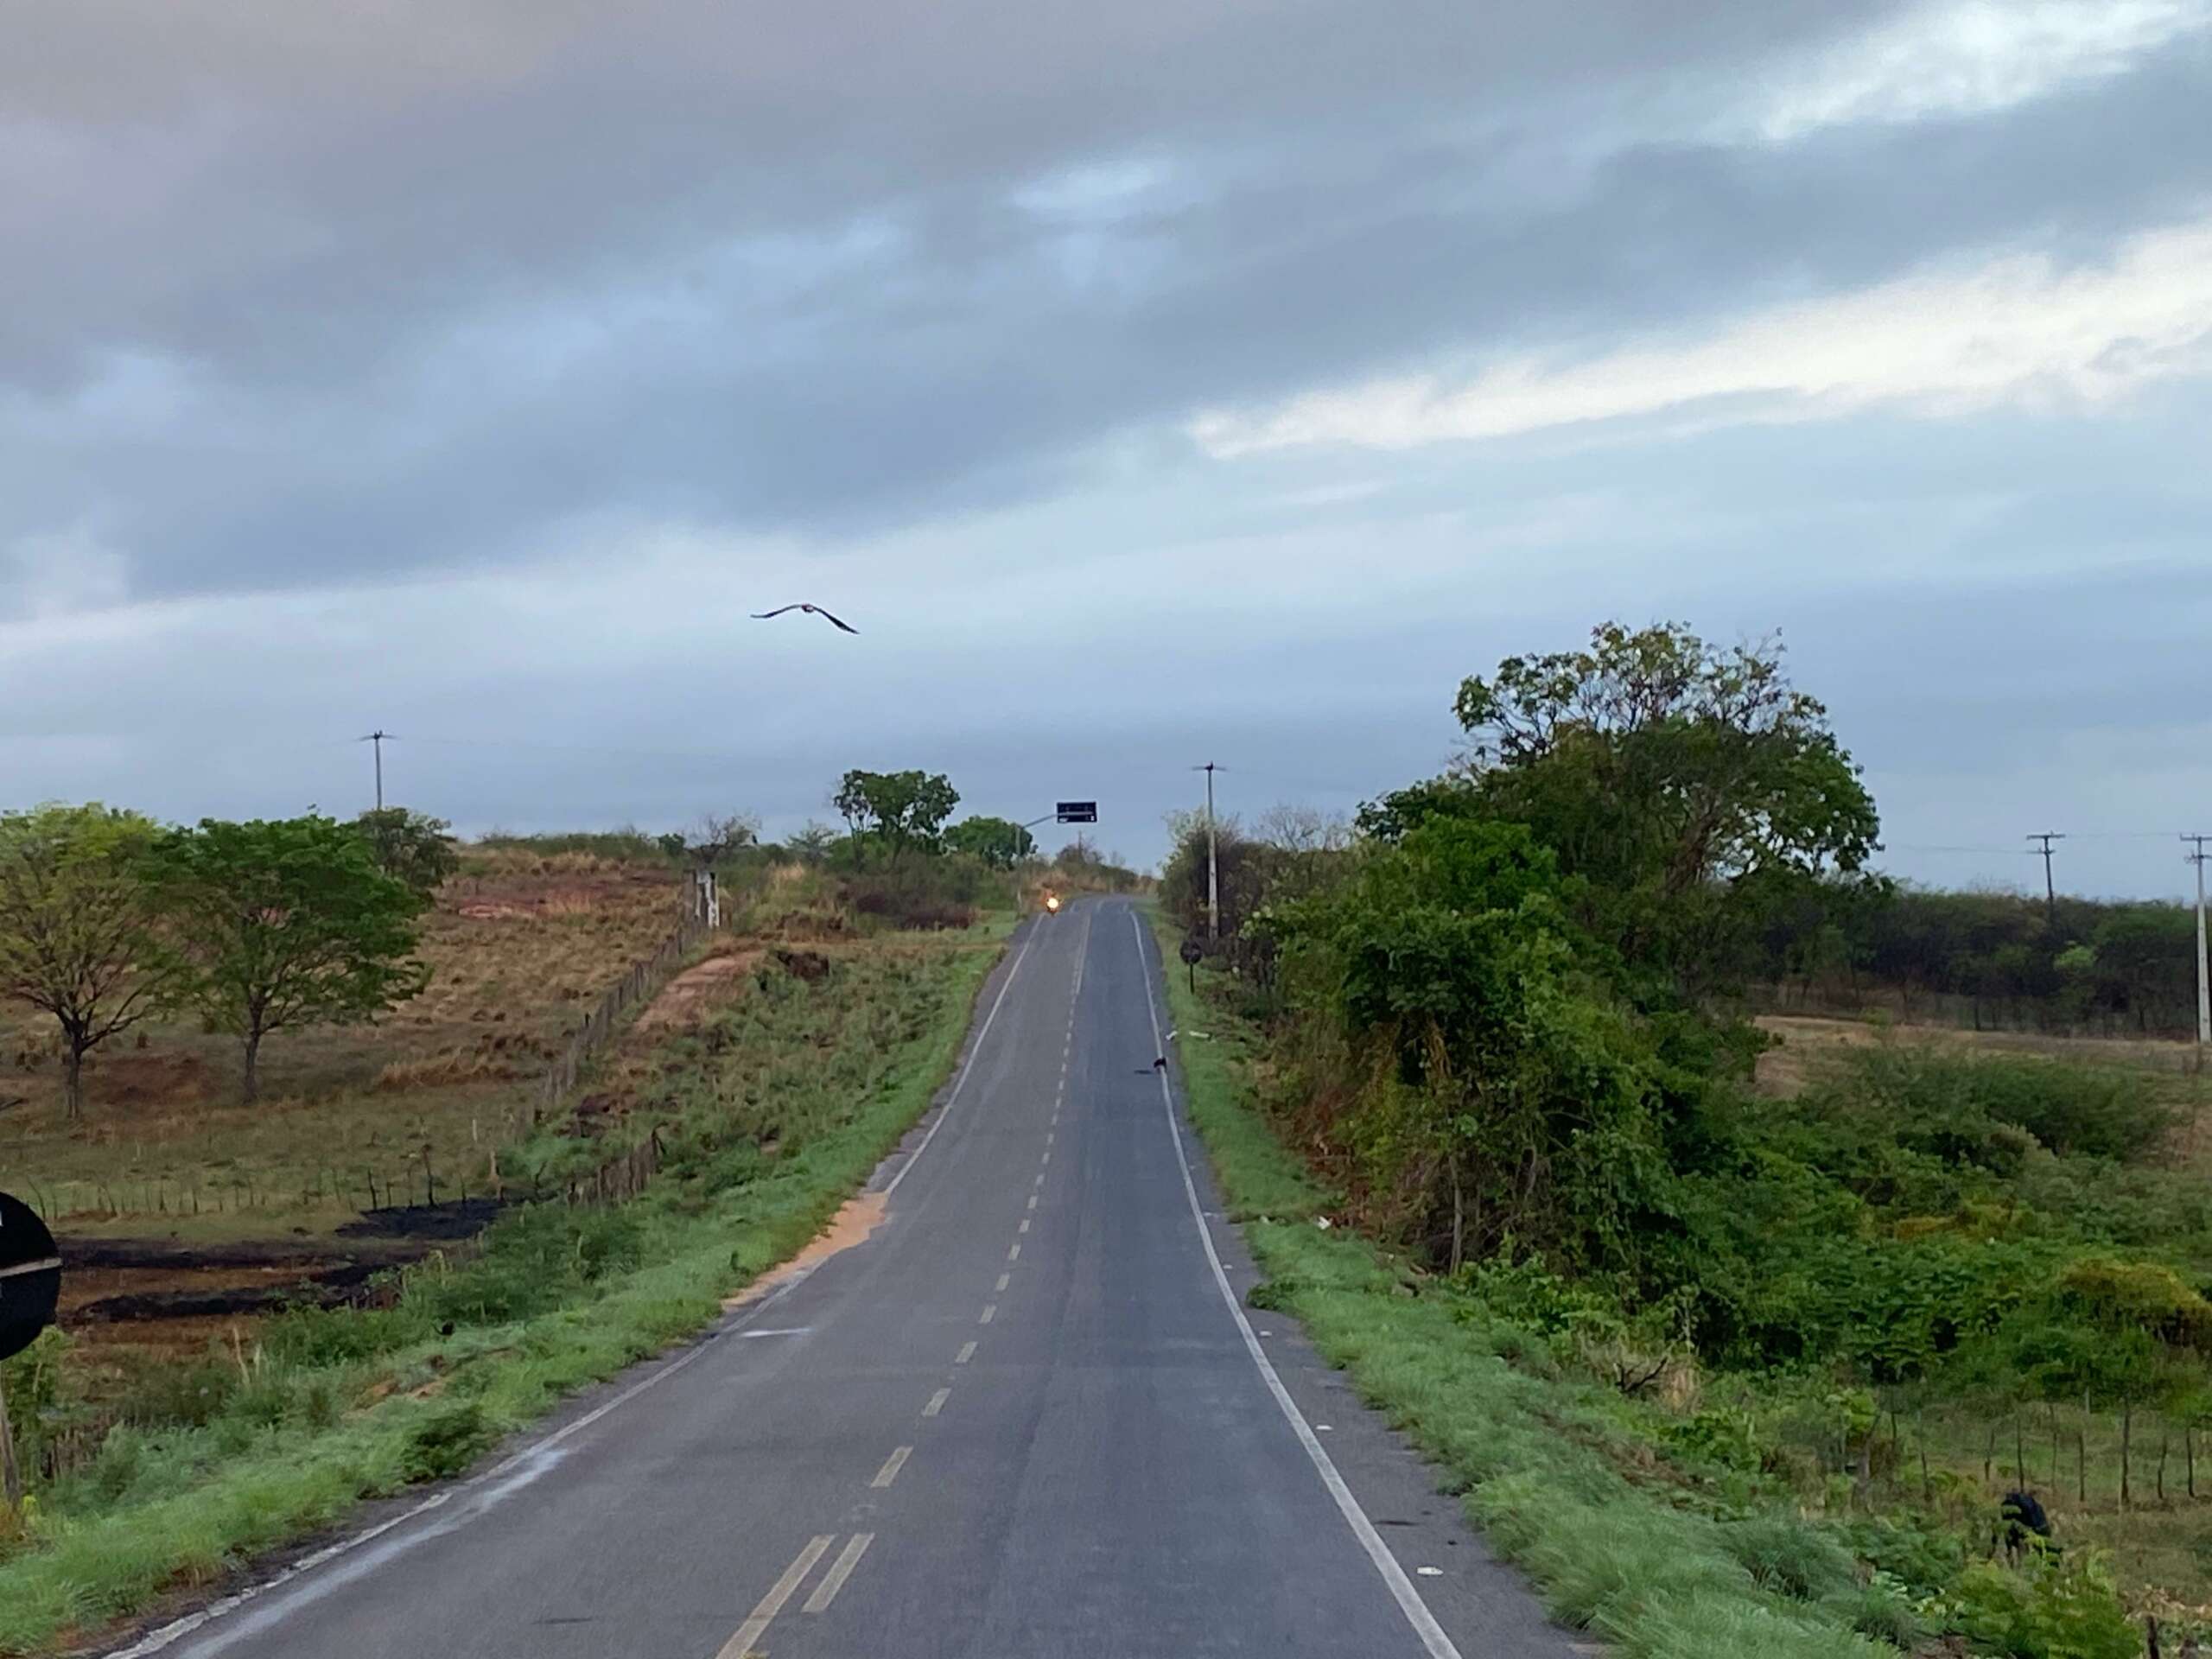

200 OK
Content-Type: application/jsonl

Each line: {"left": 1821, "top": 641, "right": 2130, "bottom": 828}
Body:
{"left": 1149, "top": 912, "right": 1899, "bottom": 1659}
{"left": 0, "top": 925, "right": 1008, "bottom": 1656}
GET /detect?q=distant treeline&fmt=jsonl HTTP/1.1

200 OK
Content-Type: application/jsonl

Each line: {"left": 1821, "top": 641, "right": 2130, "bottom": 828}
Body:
{"left": 1747, "top": 883, "right": 2204, "bottom": 1037}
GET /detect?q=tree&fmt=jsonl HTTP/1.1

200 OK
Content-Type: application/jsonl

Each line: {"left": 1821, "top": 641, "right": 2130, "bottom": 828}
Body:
{"left": 671, "top": 812, "right": 759, "bottom": 868}
{"left": 154, "top": 816, "right": 432, "bottom": 1103}
{"left": 1449, "top": 621, "right": 1880, "bottom": 994}
{"left": 831, "top": 770, "right": 959, "bottom": 866}
{"left": 353, "top": 808, "right": 461, "bottom": 898}
{"left": 1268, "top": 817, "right": 1663, "bottom": 1273}
{"left": 944, "top": 816, "right": 1036, "bottom": 869}
{"left": 0, "top": 804, "right": 169, "bottom": 1120}
{"left": 785, "top": 822, "right": 839, "bottom": 864}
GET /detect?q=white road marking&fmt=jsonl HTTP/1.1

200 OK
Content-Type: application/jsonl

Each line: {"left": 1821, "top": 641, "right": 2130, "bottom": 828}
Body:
{"left": 996, "top": 1272, "right": 1011, "bottom": 1292}
{"left": 979, "top": 1304, "right": 997, "bottom": 1324}
{"left": 1019, "top": 1218, "right": 1031, "bottom": 1234}
{"left": 1046, "top": 1131, "right": 1055, "bottom": 1146}
{"left": 1008, "top": 1241, "right": 1021, "bottom": 1259}
{"left": 870, "top": 1446, "right": 912, "bottom": 1490}
{"left": 1028, "top": 1195, "right": 1039, "bottom": 1209}
{"left": 719, "top": 1535, "right": 835, "bottom": 1657}
{"left": 802, "top": 1534, "right": 875, "bottom": 1615}
{"left": 107, "top": 1246, "right": 835, "bottom": 1659}
{"left": 956, "top": 1341, "right": 977, "bottom": 1364}
{"left": 1033, "top": 1175, "right": 1044, "bottom": 1189}
{"left": 883, "top": 924, "right": 1039, "bottom": 1198}
{"left": 734, "top": 1326, "right": 811, "bottom": 1340}
{"left": 1130, "top": 911, "right": 1464, "bottom": 1659}
{"left": 924, "top": 1389, "right": 950, "bottom": 1418}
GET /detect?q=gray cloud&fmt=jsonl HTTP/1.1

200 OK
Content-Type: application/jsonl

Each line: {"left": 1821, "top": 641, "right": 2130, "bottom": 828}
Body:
{"left": 5, "top": 2, "right": 2210, "bottom": 899}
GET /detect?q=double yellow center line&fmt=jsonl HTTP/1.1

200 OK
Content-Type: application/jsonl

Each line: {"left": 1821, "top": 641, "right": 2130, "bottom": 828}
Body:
{"left": 717, "top": 1531, "right": 877, "bottom": 1656}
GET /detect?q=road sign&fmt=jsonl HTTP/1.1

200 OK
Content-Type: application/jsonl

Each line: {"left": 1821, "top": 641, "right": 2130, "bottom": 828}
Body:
{"left": 0, "top": 1192, "right": 60, "bottom": 1363}
{"left": 1056, "top": 802, "right": 1097, "bottom": 823}
{"left": 1179, "top": 938, "right": 1204, "bottom": 966}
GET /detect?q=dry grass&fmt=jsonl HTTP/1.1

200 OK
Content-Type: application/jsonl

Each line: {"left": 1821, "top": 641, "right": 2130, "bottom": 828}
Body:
{"left": 0, "top": 850, "right": 687, "bottom": 1243}
{"left": 1754, "top": 1012, "right": 2208, "bottom": 1094}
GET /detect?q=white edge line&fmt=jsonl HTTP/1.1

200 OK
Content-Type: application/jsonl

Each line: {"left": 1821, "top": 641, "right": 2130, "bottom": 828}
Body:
{"left": 882, "top": 921, "right": 1038, "bottom": 1198}
{"left": 108, "top": 1260, "right": 829, "bottom": 1659}
{"left": 106, "top": 923, "right": 1043, "bottom": 1659}
{"left": 1128, "top": 910, "right": 1463, "bottom": 1659}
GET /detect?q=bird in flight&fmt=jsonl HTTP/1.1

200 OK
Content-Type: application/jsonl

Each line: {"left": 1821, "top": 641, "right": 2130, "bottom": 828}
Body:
{"left": 752, "top": 602, "right": 858, "bottom": 634}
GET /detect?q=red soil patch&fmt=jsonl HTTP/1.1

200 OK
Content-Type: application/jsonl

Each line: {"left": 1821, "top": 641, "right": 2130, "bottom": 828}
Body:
{"left": 722, "top": 1192, "right": 888, "bottom": 1311}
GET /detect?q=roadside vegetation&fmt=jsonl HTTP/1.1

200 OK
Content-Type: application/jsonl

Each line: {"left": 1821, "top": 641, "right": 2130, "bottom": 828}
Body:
{"left": 1161, "top": 620, "right": 2206, "bottom": 1656}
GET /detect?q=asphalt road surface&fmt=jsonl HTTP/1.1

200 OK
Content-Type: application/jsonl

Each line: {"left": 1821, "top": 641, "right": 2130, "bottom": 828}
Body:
{"left": 119, "top": 898, "right": 1586, "bottom": 1659}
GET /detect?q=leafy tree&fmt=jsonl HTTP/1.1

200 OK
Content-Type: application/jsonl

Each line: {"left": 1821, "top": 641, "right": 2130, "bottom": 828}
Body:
{"left": 944, "top": 816, "right": 1037, "bottom": 869}
{"left": 831, "top": 770, "right": 959, "bottom": 867}
{"left": 0, "top": 804, "right": 169, "bottom": 1119}
{"left": 1447, "top": 620, "right": 1880, "bottom": 994}
{"left": 353, "top": 807, "right": 461, "bottom": 898}
{"left": 154, "top": 816, "right": 432, "bottom": 1102}
{"left": 1269, "top": 817, "right": 1663, "bottom": 1272}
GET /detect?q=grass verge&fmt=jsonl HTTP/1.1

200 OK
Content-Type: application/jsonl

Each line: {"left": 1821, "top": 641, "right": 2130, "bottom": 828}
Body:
{"left": 0, "top": 925, "right": 1008, "bottom": 1656}
{"left": 1150, "top": 913, "right": 1904, "bottom": 1659}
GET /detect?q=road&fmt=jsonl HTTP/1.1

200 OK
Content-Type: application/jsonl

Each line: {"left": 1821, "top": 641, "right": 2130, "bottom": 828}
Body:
{"left": 121, "top": 898, "right": 1581, "bottom": 1659}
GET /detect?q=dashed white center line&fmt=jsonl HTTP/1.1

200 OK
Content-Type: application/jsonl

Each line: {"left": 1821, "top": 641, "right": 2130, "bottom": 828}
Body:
{"left": 718, "top": 1535, "right": 834, "bottom": 1657}
{"left": 1007, "top": 1242, "right": 1021, "bottom": 1259}
{"left": 979, "top": 1303, "right": 997, "bottom": 1324}
{"left": 996, "top": 1272, "right": 1011, "bottom": 1292}
{"left": 1033, "top": 1175, "right": 1044, "bottom": 1190}
{"left": 1019, "top": 1218, "right": 1031, "bottom": 1234}
{"left": 924, "top": 1389, "right": 950, "bottom": 1419}
{"left": 1046, "top": 1131, "right": 1055, "bottom": 1146}
{"left": 870, "top": 1446, "right": 912, "bottom": 1490}
{"left": 956, "top": 1341, "right": 977, "bottom": 1364}
{"left": 802, "top": 1534, "right": 875, "bottom": 1615}
{"left": 1028, "top": 1195, "right": 1039, "bottom": 1209}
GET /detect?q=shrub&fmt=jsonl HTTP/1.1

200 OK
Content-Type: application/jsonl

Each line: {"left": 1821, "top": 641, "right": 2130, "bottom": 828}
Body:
{"left": 1951, "top": 1548, "right": 2139, "bottom": 1659}
{"left": 1718, "top": 1513, "right": 1859, "bottom": 1602}
{"left": 402, "top": 1402, "right": 499, "bottom": 1481}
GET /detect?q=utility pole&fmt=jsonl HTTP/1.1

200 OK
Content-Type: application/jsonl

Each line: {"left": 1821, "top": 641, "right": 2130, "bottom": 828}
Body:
{"left": 362, "top": 731, "right": 391, "bottom": 812}
{"left": 2026, "top": 831, "right": 2065, "bottom": 931}
{"left": 2186, "top": 835, "right": 2211, "bottom": 1048}
{"left": 1198, "top": 762, "right": 1220, "bottom": 943}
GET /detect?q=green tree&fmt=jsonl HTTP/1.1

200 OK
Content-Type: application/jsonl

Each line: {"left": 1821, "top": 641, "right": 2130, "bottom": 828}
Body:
{"left": 785, "top": 822, "right": 839, "bottom": 864}
{"left": 353, "top": 807, "right": 461, "bottom": 898}
{"left": 944, "top": 816, "right": 1037, "bottom": 869}
{"left": 0, "top": 803, "right": 169, "bottom": 1119}
{"left": 1447, "top": 620, "right": 1880, "bottom": 995}
{"left": 831, "top": 770, "right": 960, "bottom": 867}
{"left": 1270, "top": 817, "right": 1662, "bottom": 1272}
{"left": 154, "top": 816, "right": 432, "bottom": 1102}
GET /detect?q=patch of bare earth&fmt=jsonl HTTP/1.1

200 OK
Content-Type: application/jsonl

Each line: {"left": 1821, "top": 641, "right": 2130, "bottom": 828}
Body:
{"left": 722, "top": 1192, "right": 888, "bottom": 1310}
{"left": 635, "top": 950, "right": 763, "bottom": 1032}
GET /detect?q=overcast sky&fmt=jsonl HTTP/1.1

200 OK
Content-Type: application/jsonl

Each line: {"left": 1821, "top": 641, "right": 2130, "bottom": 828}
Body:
{"left": 4, "top": 2, "right": 2209, "bottom": 896}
